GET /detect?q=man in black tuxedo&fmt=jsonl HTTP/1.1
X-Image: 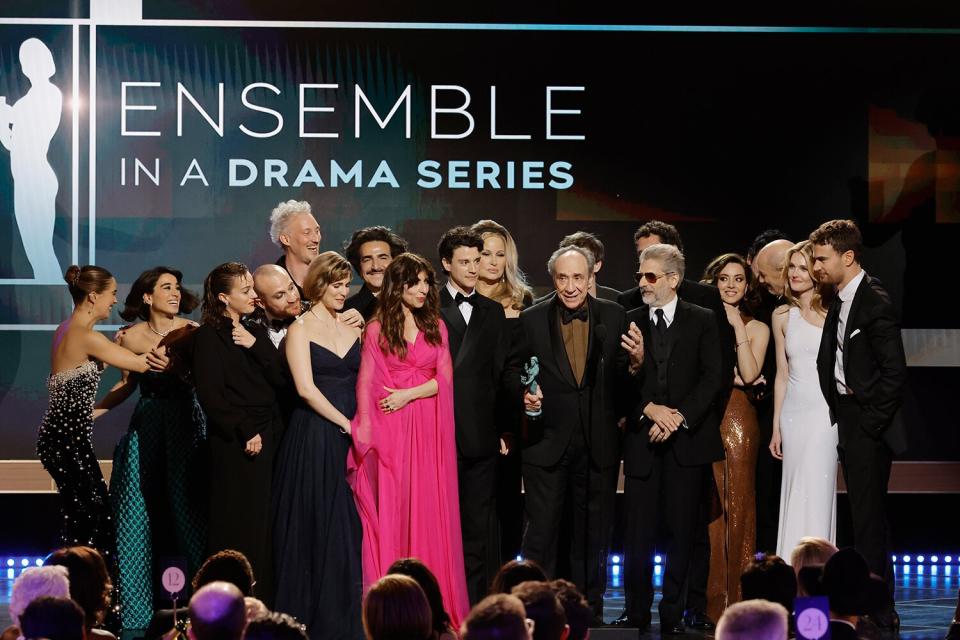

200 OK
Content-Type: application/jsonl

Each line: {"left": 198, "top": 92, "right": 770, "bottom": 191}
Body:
{"left": 811, "top": 219, "right": 907, "bottom": 629}
{"left": 342, "top": 226, "right": 409, "bottom": 321}
{"left": 616, "top": 220, "right": 733, "bottom": 629}
{"left": 507, "top": 246, "right": 644, "bottom": 618}
{"left": 619, "top": 243, "right": 723, "bottom": 634}
{"left": 437, "top": 226, "right": 509, "bottom": 604}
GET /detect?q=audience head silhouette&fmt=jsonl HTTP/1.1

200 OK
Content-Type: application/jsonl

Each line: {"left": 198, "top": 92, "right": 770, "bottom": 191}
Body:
{"left": 188, "top": 581, "right": 247, "bottom": 640}
{"left": 461, "top": 594, "right": 531, "bottom": 640}
{"left": 362, "top": 574, "right": 433, "bottom": 640}
{"left": 715, "top": 599, "right": 788, "bottom": 640}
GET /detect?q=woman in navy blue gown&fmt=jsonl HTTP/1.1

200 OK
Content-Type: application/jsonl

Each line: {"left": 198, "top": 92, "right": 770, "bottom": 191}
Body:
{"left": 272, "top": 251, "right": 364, "bottom": 640}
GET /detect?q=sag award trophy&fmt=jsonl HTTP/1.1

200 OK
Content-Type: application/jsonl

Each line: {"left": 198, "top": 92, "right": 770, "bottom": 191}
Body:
{"left": 520, "top": 356, "right": 542, "bottom": 442}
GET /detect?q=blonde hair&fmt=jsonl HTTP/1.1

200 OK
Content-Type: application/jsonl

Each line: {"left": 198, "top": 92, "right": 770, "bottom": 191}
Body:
{"left": 303, "top": 251, "right": 353, "bottom": 304}
{"left": 790, "top": 536, "right": 838, "bottom": 571}
{"left": 782, "top": 240, "right": 827, "bottom": 314}
{"left": 470, "top": 219, "right": 532, "bottom": 311}
{"left": 716, "top": 600, "right": 788, "bottom": 640}
{"left": 10, "top": 565, "right": 70, "bottom": 627}
{"left": 363, "top": 574, "right": 432, "bottom": 640}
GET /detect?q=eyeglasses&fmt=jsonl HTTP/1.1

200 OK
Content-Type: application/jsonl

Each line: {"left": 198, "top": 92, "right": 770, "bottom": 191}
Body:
{"left": 634, "top": 271, "right": 676, "bottom": 284}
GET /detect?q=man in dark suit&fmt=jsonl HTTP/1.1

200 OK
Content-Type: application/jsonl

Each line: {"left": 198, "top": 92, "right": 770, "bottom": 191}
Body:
{"left": 534, "top": 231, "right": 621, "bottom": 304}
{"left": 507, "top": 246, "right": 644, "bottom": 618}
{"left": 616, "top": 220, "right": 733, "bottom": 629}
{"left": 811, "top": 219, "right": 907, "bottom": 629}
{"left": 437, "top": 226, "right": 509, "bottom": 605}
{"left": 619, "top": 243, "right": 723, "bottom": 634}
{"left": 342, "top": 226, "right": 409, "bottom": 321}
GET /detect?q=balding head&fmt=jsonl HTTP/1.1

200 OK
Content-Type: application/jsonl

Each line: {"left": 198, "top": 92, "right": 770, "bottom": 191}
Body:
{"left": 188, "top": 582, "right": 246, "bottom": 640}
{"left": 253, "top": 264, "right": 301, "bottom": 321}
{"left": 755, "top": 239, "right": 793, "bottom": 296}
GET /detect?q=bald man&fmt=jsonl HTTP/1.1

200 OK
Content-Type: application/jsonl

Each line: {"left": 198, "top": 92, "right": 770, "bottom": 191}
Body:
{"left": 252, "top": 264, "right": 363, "bottom": 349}
{"left": 754, "top": 239, "right": 794, "bottom": 297}
{"left": 188, "top": 582, "right": 246, "bottom": 640}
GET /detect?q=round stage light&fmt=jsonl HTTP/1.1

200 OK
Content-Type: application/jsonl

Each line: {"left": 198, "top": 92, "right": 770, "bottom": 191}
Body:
{"left": 5, "top": 559, "right": 13, "bottom": 567}
{"left": 654, "top": 555, "right": 663, "bottom": 564}
{"left": 902, "top": 555, "right": 911, "bottom": 563}
{"left": 611, "top": 555, "right": 621, "bottom": 564}
{"left": 946, "top": 556, "right": 953, "bottom": 563}
{"left": 931, "top": 555, "right": 939, "bottom": 564}
{"left": 20, "top": 558, "right": 28, "bottom": 567}
{"left": 918, "top": 555, "right": 925, "bottom": 563}
{"left": 891, "top": 555, "right": 897, "bottom": 563}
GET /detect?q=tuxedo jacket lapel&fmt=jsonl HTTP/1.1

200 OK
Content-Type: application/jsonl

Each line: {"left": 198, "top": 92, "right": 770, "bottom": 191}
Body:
{"left": 842, "top": 276, "right": 868, "bottom": 376}
{"left": 439, "top": 289, "right": 467, "bottom": 361}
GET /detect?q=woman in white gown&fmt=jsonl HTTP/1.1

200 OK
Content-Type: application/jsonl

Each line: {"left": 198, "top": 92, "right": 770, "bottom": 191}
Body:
{"left": 770, "top": 240, "right": 838, "bottom": 561}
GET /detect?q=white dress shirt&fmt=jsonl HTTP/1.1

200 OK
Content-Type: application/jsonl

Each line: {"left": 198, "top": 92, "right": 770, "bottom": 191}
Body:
{"left": 648, "top": 294, "right": 679, "bottom": 328}
{"left": 446, "top": 281, "right": 475, "bottom": 325}
{"left": 835, "top": 269, "right": 866, "bottom": 395}
{"left": 266, "top": 325, "right": 288, "bottom": 349}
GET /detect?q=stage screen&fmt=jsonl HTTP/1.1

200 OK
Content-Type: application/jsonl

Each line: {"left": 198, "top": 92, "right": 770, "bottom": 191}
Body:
{"left": 1, "top": 13, "right": 958, "bottom": 461}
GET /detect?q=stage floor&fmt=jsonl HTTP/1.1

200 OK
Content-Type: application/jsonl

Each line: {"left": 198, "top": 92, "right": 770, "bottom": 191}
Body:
{"left": 1, "top": 560, "right": 955, "bottom": 638}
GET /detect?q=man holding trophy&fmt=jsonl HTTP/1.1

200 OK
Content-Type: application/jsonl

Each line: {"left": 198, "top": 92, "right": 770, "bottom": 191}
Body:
{"left": 506, "top": 245, "right": 643, "bottom": 621}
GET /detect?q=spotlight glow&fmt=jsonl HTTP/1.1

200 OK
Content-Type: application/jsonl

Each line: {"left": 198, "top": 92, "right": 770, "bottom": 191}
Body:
{"left": 654, "top": 555, "right": 663, "bottom": 564}
{"left": 903, "top": 555, "right": 911, "bottom": 563}
{"left": 611, "top": 555, "right": 621, "bottom": 564}
{"left": 918, "top": 555, "right": 925, "bottom": 563}
{"left": 932, "top": 556, "right": 939, "bottom": 564}
{"left": 5, "top": 559, "right": 12, "bottom": 567}
{"left": 20, "top": 558, "right": 28, "bottom": 567}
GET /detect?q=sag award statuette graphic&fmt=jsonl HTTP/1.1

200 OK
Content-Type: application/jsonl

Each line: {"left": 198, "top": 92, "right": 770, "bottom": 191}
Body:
{"left": 521, "top": 356, "right": 541, "bottom": 418}
{"left": 0, "top": 37, "right": 63, "bottom": 283}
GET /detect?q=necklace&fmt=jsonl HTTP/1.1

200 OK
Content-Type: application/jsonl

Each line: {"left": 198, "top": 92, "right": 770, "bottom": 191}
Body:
{"left": 147, "top": 320, "right": 172, "bottom": 337}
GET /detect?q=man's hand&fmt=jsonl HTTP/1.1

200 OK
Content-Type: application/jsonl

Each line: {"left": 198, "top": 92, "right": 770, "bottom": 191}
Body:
{"left": 244, "top": 434, "right": 263, "bottom": 457}
{"left": 523, "top": 386, "right": 543, "bottom": 414}
{"left": 621, "top": 322, "right": 644, "bottom": 372}
{"left": 338, "top": 308, "right": 365, "bottom": 329}
{"left": 643, "top": 402, "right": 683, "bottom": 433}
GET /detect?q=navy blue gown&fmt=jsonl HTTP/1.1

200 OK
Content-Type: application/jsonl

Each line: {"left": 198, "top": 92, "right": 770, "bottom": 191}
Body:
{"left": 272, "top": 340, "right": 364, "bottom": 640}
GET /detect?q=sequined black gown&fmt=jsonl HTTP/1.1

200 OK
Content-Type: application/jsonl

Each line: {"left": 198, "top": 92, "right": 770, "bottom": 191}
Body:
{"left": 37, "top": 360, "right": 114, "bottom": 553}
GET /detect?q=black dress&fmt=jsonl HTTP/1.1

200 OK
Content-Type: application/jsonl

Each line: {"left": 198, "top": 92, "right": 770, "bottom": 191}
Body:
{"left": 273, "top": 340, "right": 364, "bottom": 640}
{"left": 192, "top": 322, "right": 286, "bottom": 605}
{"left": 37, "top": 360, "right": 114, "bottom": 555}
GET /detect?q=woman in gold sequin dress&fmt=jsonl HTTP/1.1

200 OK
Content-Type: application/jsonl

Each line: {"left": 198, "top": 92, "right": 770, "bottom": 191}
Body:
{"left": 700, "top": 254, "right": 770, "bottom": 623}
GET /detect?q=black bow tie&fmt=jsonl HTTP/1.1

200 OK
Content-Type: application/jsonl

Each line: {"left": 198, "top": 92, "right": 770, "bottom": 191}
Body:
{"left": 454, "top": 292, "right": 476, "bottom": 306}
{"left": 268, "top": 318, "right": 291, "bottom": 331}
{"left": 560, "top": 305, "right": 588, "bottom": 324}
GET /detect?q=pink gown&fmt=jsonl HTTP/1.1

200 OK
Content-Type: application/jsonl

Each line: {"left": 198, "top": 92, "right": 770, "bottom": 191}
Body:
{"left": 347, "top": 320, "right": 470, "bottom": 627}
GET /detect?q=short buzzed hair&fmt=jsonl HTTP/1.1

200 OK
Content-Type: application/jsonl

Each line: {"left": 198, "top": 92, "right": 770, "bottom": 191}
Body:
{"left": 715, "top": 600, "right": 788, "bottom": 640}
{"left": 189, "top": 582, "right": 247, "bottom": 640}
{"left": 547, "top": 246, "right": 595, "bottom": 278}
{"left": 639, "top": 243, "right": 685, "bottom": 281}
{"left": 511, "top": 581, "right": 567, "bottom": 640}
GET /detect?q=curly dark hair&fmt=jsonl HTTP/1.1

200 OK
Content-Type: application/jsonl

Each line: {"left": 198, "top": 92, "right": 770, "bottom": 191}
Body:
{"left": 374, "top": 253, "right": 442, "bottom": 360}
{"left": 343, "top": 226, "right": 409, "bottom": 272}
{"left": 192, "top": 549, "right": 256, "bottom": 596}
{"left": 201, "top": 262, "right": 250, "bottom": 330}
{"left": 701, "top": 253, "right": 761, "bottom": 316}
{"left": 633, "top": 220, "right": 684, "bottom": 254}
{"left": 245, "top": 612, "right": 307, "bottom": 640}
{"left": 120, "top": 266, "right": 200, "bottom": 321}
{"left": 437, "top": 226, "right": 484, "bottom": 270}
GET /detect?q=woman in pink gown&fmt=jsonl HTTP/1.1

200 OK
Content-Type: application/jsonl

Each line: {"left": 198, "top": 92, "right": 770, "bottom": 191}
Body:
{"left": 347, "top": 253, "right": 470, "bottom": 628}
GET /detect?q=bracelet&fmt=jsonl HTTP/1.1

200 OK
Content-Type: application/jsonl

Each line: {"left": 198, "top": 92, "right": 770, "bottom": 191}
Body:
{"left": 736, "top": 339, "right": 749, "bottom": 348}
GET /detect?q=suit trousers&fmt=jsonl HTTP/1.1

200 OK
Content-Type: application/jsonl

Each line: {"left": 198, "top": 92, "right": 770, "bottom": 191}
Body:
{"left": 521, "top": 436, "right": 618, "bottom": 615}
{"left": 623, "top": 447, "right": 705, "bottom": 627}
{"left": 835, "top": 395, "right": 896, "bottom": 611}
{"left": 458, "top": 453, "right": 500, "bottom": 605}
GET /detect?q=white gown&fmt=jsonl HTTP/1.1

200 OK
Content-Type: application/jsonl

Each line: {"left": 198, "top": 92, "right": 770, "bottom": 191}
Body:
{"left": 776, "top": 306, "right": 838, "bottom": 561}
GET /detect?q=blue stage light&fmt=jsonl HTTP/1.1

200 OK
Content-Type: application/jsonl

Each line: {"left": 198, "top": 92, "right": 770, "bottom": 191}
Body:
{"left": 918, "top": 555, "right": 925, "bottom": 563}
{"left": 6, "top": 568, "right": 14, "bottom": 579}
{"left": 611, "top": 555, "right": 621, "bottom": 564}
{"left": 919, "top": 565, "right": 925, "bottom": 575}
{"left": 34, "top": 558, "right": 42, "bottom": 566}
{"left": 654, "top": 565, "right": 662, "bottom": 576}
{"left": 903, "top": 555, "right": 911, "bottom": 563}
{"left": 891, "top": 555, "right": 897, "bottom": 563}
{"left": 20, "top": 558, "right": 28, "bottom": 567}
{"left": 612, "top": 565, "right": 620, "bottom": 576}
{"left": 5, "top": 559, "right": 13, "bottom": 567}
{"left": 654, "top": 554, "right": 663, "bottom": 564}
{"left": 946, "top": 556, "right": 953, "bottom": 564}
{"left": 515, "top": 555, "right": 523, "bottom": 562}
{"left": 932, "top": 555, "right": 939, "bottom": 564}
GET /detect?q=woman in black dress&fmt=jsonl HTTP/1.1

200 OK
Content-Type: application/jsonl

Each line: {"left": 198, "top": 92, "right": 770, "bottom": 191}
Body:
{"left": 193, "top": 262, "right": 286, "bottom": 606}
{"left": 272, "top": 251, "right": 364, "bottom": 640}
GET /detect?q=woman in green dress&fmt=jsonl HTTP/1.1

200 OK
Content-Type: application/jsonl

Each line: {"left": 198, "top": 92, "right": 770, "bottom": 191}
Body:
{"left": 96, "top": 266, "right": 207, "bottom": 632}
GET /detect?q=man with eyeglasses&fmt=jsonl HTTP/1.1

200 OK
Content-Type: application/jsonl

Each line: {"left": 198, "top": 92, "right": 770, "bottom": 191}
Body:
{"left": 616, "top": 220, "right": 735, "bottom": 631}
{"left": 618, "top": 243, "right": 723, "bottom": 634}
